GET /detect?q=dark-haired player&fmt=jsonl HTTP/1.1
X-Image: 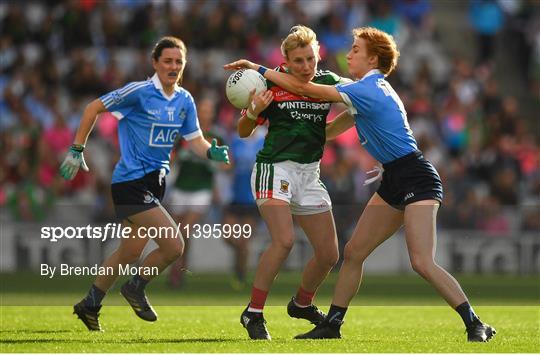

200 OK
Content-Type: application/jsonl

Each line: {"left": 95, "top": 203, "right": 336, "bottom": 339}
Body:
{"left": 60, "top": 36, "right": 229, "bottom": 331}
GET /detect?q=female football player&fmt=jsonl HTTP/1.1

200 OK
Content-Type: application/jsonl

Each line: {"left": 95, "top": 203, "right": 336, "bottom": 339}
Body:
{"left": 231, "top": 25, "right": 350, "bottom": 340}
{"left": 225, "top": 27, "right": 495, "bottom": 342}
{"left": 60, "top": 36, "right": 229, "bottom": 331}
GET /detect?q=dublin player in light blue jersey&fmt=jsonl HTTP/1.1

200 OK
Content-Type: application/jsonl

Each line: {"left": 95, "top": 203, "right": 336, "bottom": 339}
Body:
{"left": 60, "top": 36, "right": 229, "bottom": 331}
{"left": 225, "top": 27, "right": 495, "bottom": 342}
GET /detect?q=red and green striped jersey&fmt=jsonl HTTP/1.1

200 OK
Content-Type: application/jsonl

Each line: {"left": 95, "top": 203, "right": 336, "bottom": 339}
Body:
{"left": 256, "top": 68, "right": 345, "bottom": 164}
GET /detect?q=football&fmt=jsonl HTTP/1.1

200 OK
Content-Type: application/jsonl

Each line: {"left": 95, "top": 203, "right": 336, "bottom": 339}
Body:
{"left": 225, "top": 69, "right": 267, "bottom": 109}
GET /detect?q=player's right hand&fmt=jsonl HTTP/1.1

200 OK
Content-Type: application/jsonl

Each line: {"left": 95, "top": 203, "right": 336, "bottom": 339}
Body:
{"left": 223, "top": 59, "right": 256, "bottom": 71}
{"left": 59, "top": 145, "right": 89, "bottom": 180}
{"left": 246, "top": 89, "right": 273, "bottom": 120}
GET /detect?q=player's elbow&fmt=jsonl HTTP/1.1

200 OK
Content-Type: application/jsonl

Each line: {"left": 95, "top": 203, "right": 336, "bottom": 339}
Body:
{"left": 237, "top": 120, "right": 255, "bottom": 138}
{"left": 88, "top": 98, "right": 104, "bottom": 112}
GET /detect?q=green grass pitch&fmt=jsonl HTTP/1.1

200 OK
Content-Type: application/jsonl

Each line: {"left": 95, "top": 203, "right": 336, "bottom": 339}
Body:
{"left": 1, "top": 273, "right": 539, "bottom": 352}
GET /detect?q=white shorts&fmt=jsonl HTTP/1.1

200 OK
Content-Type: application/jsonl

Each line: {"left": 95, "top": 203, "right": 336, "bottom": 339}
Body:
{"left": 167, "top": 188, "right": 212, "bottom": 215}
{"left": 251, "top": 160, "right": 332, "bottom": 215}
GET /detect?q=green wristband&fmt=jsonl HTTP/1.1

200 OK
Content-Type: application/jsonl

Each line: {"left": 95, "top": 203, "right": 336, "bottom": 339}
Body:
{"left": 71, "top": 144, "right": 85, "bottom": 152}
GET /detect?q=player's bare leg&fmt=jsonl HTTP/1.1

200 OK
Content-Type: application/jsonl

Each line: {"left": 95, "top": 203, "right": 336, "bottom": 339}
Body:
{"left": 240, "top": 198, "right": 294, "bottom": 340}
{"left": 74, "top": 206, "right": 183, "bottom": 330}
{"left": 132, "top": 205, "right": 184, "bottom": 274}
{"left": 331, "top": 194, "right": 403, "bottom": 308}
{"left": 295, "top": 211, "right": 338, "bottom": 293}
{"left": 93, "top": 221, "right": 150, "bottom": 292}
{"left": 287, "top": 210, "right": 338, "bottom": 324}
{"left": 296, "top": 193, "right": 403, "bottom": 339}
{"left": 404, "top": 200, "right": 496, "bottom": 341}
{"left": 119, "top": 205, "right": 184, "bottom": 321}
{"left": 74, "top": 219, "right": 150, "bottom": 331}
{"left": 252, "top": 199, "right": 295, "bottom": 292}
{"left": 404, "top": 201, "right": 466, "bottom": 306}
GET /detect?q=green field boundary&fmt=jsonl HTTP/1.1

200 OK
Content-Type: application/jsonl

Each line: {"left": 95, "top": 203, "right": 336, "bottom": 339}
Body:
{"left": 1, "top": 272, "right": 538, "bottom": 306}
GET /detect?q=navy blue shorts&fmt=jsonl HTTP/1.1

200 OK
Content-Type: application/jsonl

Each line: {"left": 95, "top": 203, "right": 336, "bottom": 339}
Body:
{"left": 377, "top": 151, "right": 443, "bottom": 210}
{"left": 111, "top": 170, "right": 166, "bottom": 220}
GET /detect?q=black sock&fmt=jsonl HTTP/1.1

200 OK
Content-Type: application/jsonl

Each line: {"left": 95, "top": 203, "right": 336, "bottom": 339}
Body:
{"left": 129, "top": 274, "right": 149, "bottom": 292}
{"left": 455, "top": 301, "right": 480, "bottom": 327}
{"left": 83, "top": 284, "right": 106, "bottom": 309}
{"left": 327, "top": 304, "right": 347, "bottom": 327}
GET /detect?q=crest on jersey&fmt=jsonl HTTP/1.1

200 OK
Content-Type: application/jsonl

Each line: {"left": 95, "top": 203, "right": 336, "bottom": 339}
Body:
{"left": 111, "top": 91, "right": 123, "bottom": 104}
{"left": 280, "top": 180, "right": 289, "bottom": 194}
{"left": 178, "top": 109, "right": 186, "bottom": 125}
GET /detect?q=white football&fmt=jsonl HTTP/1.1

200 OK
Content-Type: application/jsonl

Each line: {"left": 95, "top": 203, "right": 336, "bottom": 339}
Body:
{"left": 225, "top": 69, "right": 267, "bottom": 109}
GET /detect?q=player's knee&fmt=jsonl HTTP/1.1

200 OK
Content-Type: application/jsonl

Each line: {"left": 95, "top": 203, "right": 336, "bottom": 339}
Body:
{"left": 410, "top": 257, "right": 434, "bottom": 278}
{"left": 118, "top": 248, "right": 143, "bottom": 264}
{"left": 322, "top": 253, "right": 339, "bottom": 269}
{"left": 162, "top": 241, "right": 184, "bottom": 263}
{"left": 315, "top": 247, "right": 339, "bottom": 268}
{"left": 343, "top": 242, "right": 367, "bottom": 265}
{"left": 273, "top": 237, "right": 294, "bottom": 253}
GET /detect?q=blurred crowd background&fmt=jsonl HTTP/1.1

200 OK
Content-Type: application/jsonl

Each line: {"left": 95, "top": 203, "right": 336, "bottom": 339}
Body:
{"left": 1, "top": 0, "right": 539, "bottom": 240}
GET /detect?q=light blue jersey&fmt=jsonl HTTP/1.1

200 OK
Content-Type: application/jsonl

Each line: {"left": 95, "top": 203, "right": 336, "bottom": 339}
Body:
{"left": 230, "top": 131, "right": 265, "bottom": 204}
{"left": 336, "top": 69, "right": 417, "bottom": 164}
{"left": 100, "top": 74, "right": 202, "bottom": 183}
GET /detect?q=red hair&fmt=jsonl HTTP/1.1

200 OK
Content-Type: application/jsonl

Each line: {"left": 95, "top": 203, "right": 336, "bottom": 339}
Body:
{"left": 353, "top": 27, "right": 400, "bottom": 76}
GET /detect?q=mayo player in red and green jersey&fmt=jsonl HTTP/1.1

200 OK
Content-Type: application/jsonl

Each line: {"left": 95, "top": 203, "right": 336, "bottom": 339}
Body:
{"left": 231, "top": 25, "right": 351, "bottom": 340}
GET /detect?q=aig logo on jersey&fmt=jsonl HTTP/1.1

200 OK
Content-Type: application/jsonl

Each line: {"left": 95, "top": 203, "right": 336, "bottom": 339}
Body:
{"left": 149, "top": 123, "right": 182, "bottom": 147}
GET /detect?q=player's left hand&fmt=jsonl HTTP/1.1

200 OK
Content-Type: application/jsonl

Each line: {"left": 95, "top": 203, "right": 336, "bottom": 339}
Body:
{"left": 59, "top": 145, "right": 89, "bottom": 180}
{"left": 207, "top": 139, "right": 230, "bottom": 164}
{"left": 223, "top": 59, "right": 257, "bottom": 71}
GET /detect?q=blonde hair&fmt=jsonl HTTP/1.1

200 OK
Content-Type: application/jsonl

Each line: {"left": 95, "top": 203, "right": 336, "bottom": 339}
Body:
{"left": 352, "top": 27, "right": 400, "bottom": 76}
{"left": 281, "top": 25, "right": 320, "bottom": 60}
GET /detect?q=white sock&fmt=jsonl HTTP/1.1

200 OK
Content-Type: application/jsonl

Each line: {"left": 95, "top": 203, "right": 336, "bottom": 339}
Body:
{"left": 293, "top": 298, "right": 310, "bottom": 308}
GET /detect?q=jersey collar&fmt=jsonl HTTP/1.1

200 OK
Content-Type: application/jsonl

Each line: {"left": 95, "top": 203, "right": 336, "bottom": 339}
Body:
{"left": 360, "top": 69, "right": 383, "bottom": 81}
{"left": 151, "top": 73, "right": 181, "bottom": 101}
{"left": 278, "top": 63, "right": 289, "bottom": 73}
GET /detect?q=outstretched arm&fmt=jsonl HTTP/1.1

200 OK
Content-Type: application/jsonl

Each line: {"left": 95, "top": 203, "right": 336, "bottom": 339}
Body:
{"left": 326, "top": 111, "right": 355, "bottom": 141}
{"left": 224, "top": 60, "right": 344, "bottom": 103}
{"left": 188, "top": 136, "right": 230, "bottom": 164}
